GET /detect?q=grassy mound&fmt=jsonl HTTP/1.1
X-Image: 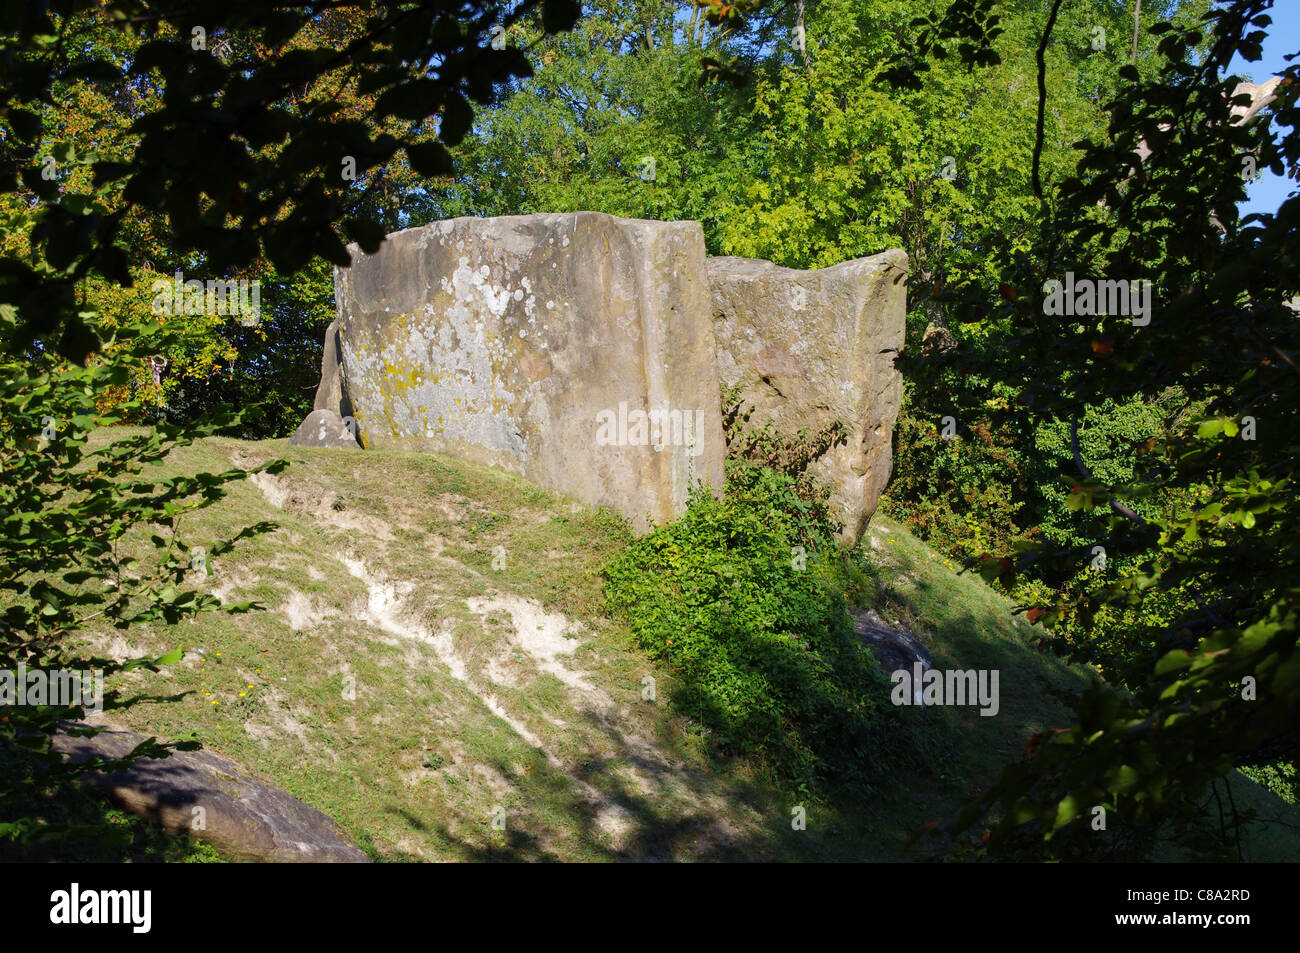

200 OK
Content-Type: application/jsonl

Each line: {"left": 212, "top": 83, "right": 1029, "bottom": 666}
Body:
{"left": 18, "top": 427, "right": 1296, "bottom": 862}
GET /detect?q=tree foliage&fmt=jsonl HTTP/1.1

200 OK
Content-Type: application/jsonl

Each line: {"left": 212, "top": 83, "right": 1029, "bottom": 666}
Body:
{"left": 897, "top": 0, "right": 1298, "bottom": 859}
{"left": 0, "top": 0, "right": 579, "bottom": 853}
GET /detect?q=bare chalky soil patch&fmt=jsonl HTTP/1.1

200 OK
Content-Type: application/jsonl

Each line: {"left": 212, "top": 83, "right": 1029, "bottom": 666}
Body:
{"left": 73, "top": 431, "right": 787, "bottom": 861}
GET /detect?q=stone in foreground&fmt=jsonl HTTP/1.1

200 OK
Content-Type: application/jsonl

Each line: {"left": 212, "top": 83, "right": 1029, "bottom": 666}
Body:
{"left": 707, "top": 251, "right": 907, "bottom": 545}
{"left": 331, "top": 212, "right": 725, "bottom": 531}
{"left": 288, "top": 408, "right": 360, "bottom": 449}
{"left": 53, "top": 724, "right": 369, "bottom": 862}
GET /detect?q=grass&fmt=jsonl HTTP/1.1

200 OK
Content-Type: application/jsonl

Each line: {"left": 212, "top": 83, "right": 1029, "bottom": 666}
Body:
{"left": 43, "top": 426, "right": 1300, "bottom": 862}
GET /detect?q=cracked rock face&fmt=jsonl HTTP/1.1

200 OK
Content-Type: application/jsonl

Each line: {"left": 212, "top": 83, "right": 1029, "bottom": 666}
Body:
{"left": 707, "top": 251, "right": 908, "bottom": 545}
{"left": 312, "top": 318, "right": 353, "bottom": 420}
{"left": 328, "top": 212, "right": 725, "bottom": 533}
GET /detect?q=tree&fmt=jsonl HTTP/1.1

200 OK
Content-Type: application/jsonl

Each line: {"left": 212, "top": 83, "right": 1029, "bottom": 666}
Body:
{"left": 890, "top": 0, "right": 1297, "bottom": 859}
{"left": 0, "top": 0, "right": 580, "bottom": 853}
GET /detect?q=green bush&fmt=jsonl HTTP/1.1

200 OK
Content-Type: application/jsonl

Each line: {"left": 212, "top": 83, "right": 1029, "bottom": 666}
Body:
{"left": 1021, "top": 395, "right": 1176, "bottom": 550}
{"left": 883, "top": 379, "right": 1031, "bottom": 565}
{"left": 885, "top": 376, "right": 1213, "bottom": 694}
{"left": 720, "top": 383, "right": 848, "bottom": 548}
{"left": 604, "top": 460, "right": 895, "bottom": 797}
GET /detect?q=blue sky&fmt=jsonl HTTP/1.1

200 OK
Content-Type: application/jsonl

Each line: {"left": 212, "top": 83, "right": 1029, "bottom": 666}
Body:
{"left": 1229, "top": 1, "right": 1298, "bottom": 215}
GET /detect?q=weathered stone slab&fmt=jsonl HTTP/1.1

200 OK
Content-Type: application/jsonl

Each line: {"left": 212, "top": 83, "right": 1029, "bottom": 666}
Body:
{"left": 288, "top": 408, "right": 360, "bottom": 449}
{"left": 332, "top": 212, "right": 725, "bottom": 531}
{"left": 312, "top": 318, "right": 353, "bottom": 418}
{"left": 53, "top": 724, "right": 369, "bottom": 862}
{"left": 707, "top": 251, "right": 907, "bottom": 545}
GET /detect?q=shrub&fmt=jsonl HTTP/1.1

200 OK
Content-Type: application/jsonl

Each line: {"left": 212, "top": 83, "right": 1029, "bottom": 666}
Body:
{"left": 605, "top": 395, "right": 896, "bottom": 795}
{"left": 883, "top": 379, "right": 1031, "bottom": 565}
{"left": 721, "top": 383, "right": 847, "bottom": 550}
{"left": 605, "top": 478, "right": 895, "bottom": 793}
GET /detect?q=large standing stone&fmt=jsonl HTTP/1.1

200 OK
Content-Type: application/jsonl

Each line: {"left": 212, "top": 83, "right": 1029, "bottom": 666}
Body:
{"left": 707, "top": 251, "right": 907, "bottom": 545}
{"left": 332, "top": 212, "right": 725, "bottom": 531}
